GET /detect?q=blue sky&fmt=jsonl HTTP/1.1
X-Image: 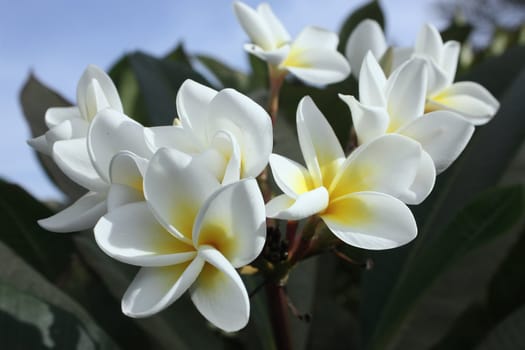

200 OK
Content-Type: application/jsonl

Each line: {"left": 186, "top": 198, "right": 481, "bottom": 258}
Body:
{"left": 0, "top": 0, "right": 440, "bottom": 200}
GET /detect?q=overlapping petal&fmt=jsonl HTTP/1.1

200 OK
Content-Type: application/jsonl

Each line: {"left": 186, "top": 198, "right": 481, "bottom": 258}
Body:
{"left": 321, "top": 192, "right": 417, "bottom": 250}
{"left": 345, "top": 19, "right": 387, "bottom": 78}
{"left": 95, "top": 202, "right": 196, "bottom": 267}
{"left": 265, "top": 188, "right": 329, "bottom": 220}
{"left": 144, "top": 148, "right": 220, "bottom": 243}
{"left": 191, "top": 246, "right": 250, "bottom": 332}
{"left": 233, "top": 1, "right": 275, "bottom": 50}
{"left": 122, "top": 258, "right": 204, "bottom": 318}
{"left": 38, "top": 191, "right": 106, "bottom": 233}
{"left": 399, "top": 111, "right": 474, "bottom": 173}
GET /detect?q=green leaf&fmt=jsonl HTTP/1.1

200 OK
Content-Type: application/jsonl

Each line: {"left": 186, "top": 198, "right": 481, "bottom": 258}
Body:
{"left": 127, "top": 51, "right": 210, "bottom": 126}
{"left": 0, "top": 179, "right": 154, "bottom": 349}
{"left": 477, "top": 303, "right": 525, "bottom": 350}
{"left": 19, "top": 75, "right": 85, "bottom": 200}
{"left": 109, "top": 55, "right": 150, "bottom": 125}
{"left": 164, "top": 43, "right": 193, "bottom": 67}
{"left": 196, "top": 54, "right": 249, "bottom": 91}
{"left": 361, "top": 47, "right": 525, "bottom": 344}
{"left": 0, "top": 241, "right": 118, "bottom": 349}
{"left": 248, "top": 54, "right": 269, "bottom": 92}
{"left": 369, "top": 185, "right": 525, "bottom": 350}
{"left": 0, "top": 281, "right": 115, "bottom": 350}
{"left": 430, "top": 225, "right": 525, "bottom": 350}
{"left": 337, "top": 0, "right": 385, "bottom": 53}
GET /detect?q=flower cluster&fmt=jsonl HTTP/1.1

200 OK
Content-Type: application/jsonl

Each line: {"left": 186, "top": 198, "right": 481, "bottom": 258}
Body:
{"left": 28, "top": 2, "right": 499, "bottom": 333}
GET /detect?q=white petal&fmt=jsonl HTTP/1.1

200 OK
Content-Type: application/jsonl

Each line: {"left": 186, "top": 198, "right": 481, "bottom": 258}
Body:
{"left": 38, "top": 192, "right": 106, "bottom": 233}
{"left": 206, "top": 88, "right": 272, "bottom": 178}
{"left": 45, "top": 106, "right": 82, "bottom": 128}
{"left": 257, "top": 3, "right": 290, "bottom": 46}
{"left": 233, "top": 1, "right": 276, "bottom": 50}
{"left": 77, "top": 65, "right": 123, "bottom": 120}
{"left": 399, "top": 111, "right": 475, "bottom": 172}
{"left": 53, "top": 138, "right": 108, "bottom": 192}
{"left": 345, "top": 19, "right": 388, "bottom": 78}
{"left": 191, "top": 246, "right": 250, "bottom": 332}
{"left": 243, "top": 43, "right": 290, "bottom": 65}
{"left": 176, "top": 80, "right": 217, "bottom": 146}
{"left": 210, "top": 130, "right": 241, "bottom": 185}
{"left": 87, "top": 109, "right": 151, "bottom": 182}
{"left": 122, "top": 257, "right": 204, "bottom": 318}
{"left": 107, "top": 184, "right": 144, "bottom": 212}
{"left": 144, "top": 125, "right": 203, "bottom": 154}
{"left": 414, "top": 24, "right": 443, "bottom": 62}
{"left": 269, "top": 154, "right": 312, "bottom": 198}
{"left": 386, "top": 58, "right": 428, "bottom": 130}
{"left": 389, "top": 47, "right": 414, "bottom": 73}
{"left": 144, "top": 148, "right": 220, "bottom": 243}
{"left": 95, "top": 202, "right": 196, "bottom": 267}
{"left": 330, "top": 134, "right": 421, "bottom": 200}
{"left": 45, "top": 118, "right": 89, "bottom": 144}
{"left": 193, "top": 179, "right": 266, "bottom": 267}
{"left": 338, "top": 94, "right": 389, "bottom": 145}
{"left": 359, "top": 52, "right": 387, "bottom": 106}
{"left": 428, "top": 81, "right": 499, "bottom": 125}
{"left": 27, "top": 134, "right": 52, "bottom": 155}
{"left": 397, "top": 150, "right": 436, "bottom": 205}
{"left": 293, "top": 26, "right": 339, "bottom": 50}
{"left": 284, "top": 48, "right": 350, "bottom": 85}
{"left": 321, "top": 192, "right": 417, "bottom": 250}
{"left": 421, "top": 57, "right": 450, "bottom": 96}
{"left": 297, "top": 96, "right": 345, "bottom": 187}
{"left": 440, "top": 41, "right": 460, "bottom": 85}
{"left": 266, "top": 187, "right": 329, "bottom": 220}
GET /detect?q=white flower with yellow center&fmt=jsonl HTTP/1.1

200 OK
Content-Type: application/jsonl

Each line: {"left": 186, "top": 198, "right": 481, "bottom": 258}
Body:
{"left": 266, "top": 96, "right": 420, "bottom": 250}
{"left": 37, "top": 108, "right": 152, "bottom": 233}
{"left": 340, "top": 54, "right": 475, "bottom": 204}
{"left": 233, "top": 1, "right": 350, "bottom": 85}
{"left": 145, "top": 79, "right": 272, "bottom": 184}
{"left": 345, "top": 20, "right": 499, "bottom": 124}
{"left": 94, "top": 148, "right": 266, "bottom": 332}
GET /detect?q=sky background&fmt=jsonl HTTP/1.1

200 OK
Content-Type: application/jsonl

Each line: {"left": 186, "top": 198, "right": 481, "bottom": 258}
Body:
{"left": 0, "top": 0, "right": 442, "bottom": 200}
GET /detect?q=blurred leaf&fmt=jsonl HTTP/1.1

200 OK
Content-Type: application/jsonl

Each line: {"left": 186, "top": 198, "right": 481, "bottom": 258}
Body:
{"left": 361, "top": 47, "right": 525, "bottom": 344}
{"left": 127, "top": 51, "right": 210, "bottom": 126}
{"left": 306, "top": 254, "right": 359, "bottom": 350}
{"left": 430, "top": 224, "right": 525, "bottom": 350}
{"left": 369, "top": 185, "right": 525, "bottom": 350}
{"left": 337, "top": 0, "right": 385, "bottom": 53}
{"left": 0, "top": 281, "right": 116, "bottom": 350}
{"left": 248, "top": 54, "right": 269, "bottom": 91}
{"left": 476, "top": 304, "right": 525, "bottom": 350}
{"left": 164, "top": 43, "right": 193, "bottom": 67}
{"left": 0, "top": 179, "right": 153, "bottom": 349}
{"left": 19, "top": 75, "right": 85, "bottom": 200}
{"left": 109, "top": 56, "right": 149, "bottom": 125}
{"left": 0, "top": 241, "right": 118, "bottom": 349}
{"left": 197, "top": 54, "right": 249, "bottom": 91}
{"left": 440, "top": 20, "right": 473, "bottom": 43}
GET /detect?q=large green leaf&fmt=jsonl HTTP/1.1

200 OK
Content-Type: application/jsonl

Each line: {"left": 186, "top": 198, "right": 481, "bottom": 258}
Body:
{"left": 0, "top": 241, "right": 118, "bottom": 349}
{"left": 0, "top": 179, "right": 155, "bottom": 349}
{"left": 0, "top": 281, "right": 114, "bottom": 350}
{"left": 361, "top": 47, "right": 525, "bottom": 345}
{"left": 476, "top": 304, "right": 525, "bottom": 350}
{"left": 429, "top": 225, "right": 525, "bottom": 350}
{"left": 20, "top": 75, "right": 85, "bottom": 200}
{"left": 368, "top": 185, "right": 525, "bottom": 350}
{"left": 196, "top": 54, "right": 250, "bottom": 92}
{"left": 127, "top": 51, "right": 210, "bottom": 126}
{"left": 337, "top": 1, "right": 385, "bottom": 53}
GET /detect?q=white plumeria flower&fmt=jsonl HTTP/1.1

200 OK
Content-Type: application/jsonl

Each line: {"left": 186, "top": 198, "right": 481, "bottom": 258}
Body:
{"left": 145, "top": 79, "right": 272, "bottom": 184}
{"left": 345, "top": 19, "right": 412, "bottom": 79}
{"left": 340, "top": 54, "right": 475, "bottom": 203}
{"left": 414, "top": 24, "right": 499, "bottom": 124}
{"left": 38, "top": 108, "right": 152, "bottom": 232}
{"left": 266, "top": 96, "right": 420, "bottom": 250}
{"left": 233, "top": 1, "right": 350, "bottom": 85}
{"left": 94, "top": 148, "right": 266, "bottom": 332}
{"left": 345, "top": 20, "right": 499, "bottom": 124}
{"left": 28, "top": 65, "right": 123, "bottom": 155}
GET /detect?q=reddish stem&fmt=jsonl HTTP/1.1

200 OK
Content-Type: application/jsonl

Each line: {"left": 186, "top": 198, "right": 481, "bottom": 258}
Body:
{"left": 265, "top": 282, "right": 292, "bottom": 350}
